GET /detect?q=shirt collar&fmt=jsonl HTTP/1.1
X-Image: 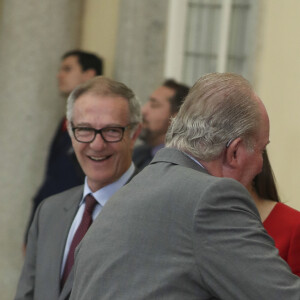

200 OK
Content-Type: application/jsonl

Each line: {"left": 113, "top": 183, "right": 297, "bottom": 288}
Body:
{"left": 182, "top": 152, "right": 206, "bottom": 170}
{"left": 81, "top": 162, "right": 135, "bottom": 207}
{"left": 151, "top": 143, "right": 164, "bottom": 157}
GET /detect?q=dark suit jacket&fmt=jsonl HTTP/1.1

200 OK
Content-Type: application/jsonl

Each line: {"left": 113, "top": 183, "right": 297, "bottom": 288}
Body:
{"left": 15, "top": 168, "right": 138, "bottom": 300}
{"left": 132, "top": 143, "right": 154, "bottom": 170}
{"left": 70, "top": 148, "right": 300, "bottom": 300}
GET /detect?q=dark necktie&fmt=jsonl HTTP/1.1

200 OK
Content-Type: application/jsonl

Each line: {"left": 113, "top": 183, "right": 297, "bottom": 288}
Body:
{"left": 61, "top": 194, "right": 97, "bottom": 288}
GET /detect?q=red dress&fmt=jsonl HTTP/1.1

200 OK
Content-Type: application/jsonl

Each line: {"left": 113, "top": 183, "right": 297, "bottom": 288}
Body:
{"left": 263, "top": 202, "right": 300, "bottom": 276}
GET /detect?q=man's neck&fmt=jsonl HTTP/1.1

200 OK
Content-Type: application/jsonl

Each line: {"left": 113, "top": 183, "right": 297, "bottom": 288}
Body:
{"left": 147, "top": 135, "right": 165, "bottom": 148}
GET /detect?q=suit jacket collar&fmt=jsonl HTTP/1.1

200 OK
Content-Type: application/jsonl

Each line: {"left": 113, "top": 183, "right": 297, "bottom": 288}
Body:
{"left": 151, "top": 147, "right": 209, "bottom": 175}
{"left": 63, "top": 186, "right": 84, "bottom": 211}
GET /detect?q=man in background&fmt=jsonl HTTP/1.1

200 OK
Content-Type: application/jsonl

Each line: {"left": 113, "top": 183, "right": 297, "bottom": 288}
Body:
{"left": 24, "top": 50, "right": 103, "bottom": 245}
{"left": 70, "top": 73, "right": 300, "bottom": 300}
{"left": 133, "top": 79, "right": 189, "bottom": 170}
{"left": 15, "top": 76, "right": 142, "bottom": 300}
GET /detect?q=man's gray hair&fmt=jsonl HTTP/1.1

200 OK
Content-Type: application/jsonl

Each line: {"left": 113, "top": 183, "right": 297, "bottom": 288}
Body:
{"left": 165, "top": 73, "right": 261, "bottom": 161}
{"left": 66, "top": 76, "right": 141, "bottom": 134}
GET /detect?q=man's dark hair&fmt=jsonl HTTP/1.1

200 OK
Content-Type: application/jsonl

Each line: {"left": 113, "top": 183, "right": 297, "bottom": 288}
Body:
{"left": 62, "top": 50, "right": 103, "bottom": 76}
{"left": 163, "top": 79, "right": 190, "bottom": 114}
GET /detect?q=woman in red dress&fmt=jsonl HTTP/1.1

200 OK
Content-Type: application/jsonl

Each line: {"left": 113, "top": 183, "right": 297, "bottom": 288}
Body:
{"left": 249, "top": 150, "right": 300, "bottom": 276}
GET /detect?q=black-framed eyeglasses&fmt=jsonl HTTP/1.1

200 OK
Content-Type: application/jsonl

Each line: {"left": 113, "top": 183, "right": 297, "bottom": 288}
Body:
{"left": 71, "top": 123, "right": 132, "bottom": 143}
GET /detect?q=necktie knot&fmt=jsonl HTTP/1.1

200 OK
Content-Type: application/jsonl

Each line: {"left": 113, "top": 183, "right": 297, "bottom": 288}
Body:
{"left": 85, "top": 194, "right": 98, "bottom": 214}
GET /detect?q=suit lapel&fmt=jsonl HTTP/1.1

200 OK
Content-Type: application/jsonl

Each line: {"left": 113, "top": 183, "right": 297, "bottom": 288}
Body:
{"left": 52, "top": 187, "right": 83, "bottom": 298}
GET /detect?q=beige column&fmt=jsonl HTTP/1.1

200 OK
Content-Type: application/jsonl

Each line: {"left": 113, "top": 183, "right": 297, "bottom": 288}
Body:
{"left": 0, "top": 0, "right": 82, "bottom": 298}
{"left": 114, "top": 0, "right": 169, "bottom": 104}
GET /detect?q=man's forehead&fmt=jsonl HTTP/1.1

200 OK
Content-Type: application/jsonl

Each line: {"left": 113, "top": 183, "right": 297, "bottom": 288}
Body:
{"left": 62, "top": 55, "right": 80, "bottom": 66}
{"left": 256, "top": 110, "right": 270, "bottom": 147}
{"left": 74, "top": 93, "right": 130, "bottom": 111}
{"left": 150, "top": 86, "right": 175, "bottom": 102}
{"left": 72, "top": 97, "right": 130, "bottom": 126}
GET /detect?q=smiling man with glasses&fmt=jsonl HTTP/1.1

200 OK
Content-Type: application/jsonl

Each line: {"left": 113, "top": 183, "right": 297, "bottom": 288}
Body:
{"left": 15, "top": 76, "right": 142, "bottom": 300}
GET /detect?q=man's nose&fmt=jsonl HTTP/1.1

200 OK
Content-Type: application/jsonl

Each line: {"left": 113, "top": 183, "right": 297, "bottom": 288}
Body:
{"left": 141, "top": 102, "right": 149, "bottom": 116}
{"left": 89, "top": 132, "right": 106, "bottom": 150}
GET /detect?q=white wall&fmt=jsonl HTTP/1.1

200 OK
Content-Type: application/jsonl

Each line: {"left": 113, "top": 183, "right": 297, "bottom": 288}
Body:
{"left": 254, "top": 0, "right": 300, "bottom": 210}
{"left": 81, "top": 0, "right": 120, "bottom": 78}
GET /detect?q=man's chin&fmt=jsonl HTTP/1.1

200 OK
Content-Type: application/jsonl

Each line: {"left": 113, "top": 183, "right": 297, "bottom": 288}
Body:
{"left": 138, "top": 128, "right": 151, "bottom": 142}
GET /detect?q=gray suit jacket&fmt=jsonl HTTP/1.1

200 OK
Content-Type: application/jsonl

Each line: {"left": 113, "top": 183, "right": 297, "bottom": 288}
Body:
{"left": 15, "top": 167, "right": 138, "bottom": 300}
{"left": 70, "top": 148, "right": 300, "bottom": 300}
{"left": 15, "top": 186, "right": 83, "bottom": 300}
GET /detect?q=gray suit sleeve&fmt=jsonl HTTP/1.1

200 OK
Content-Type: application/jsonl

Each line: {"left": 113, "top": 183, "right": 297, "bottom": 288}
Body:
{"left": 193, "top": 178, "right": 300, "bottom": 299}
{"left": 14, "top": 203, "right": 41, "bottom": 300}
